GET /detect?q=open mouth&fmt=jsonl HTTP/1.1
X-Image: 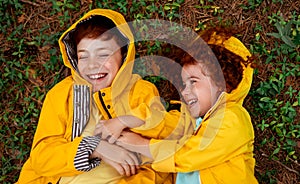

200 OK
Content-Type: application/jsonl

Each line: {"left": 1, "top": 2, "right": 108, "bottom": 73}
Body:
{"left": 87, "top": 73, "right": 107, "bottom": 80}
{"left": 187, "top": 99, "right": 197, "bottom": 106}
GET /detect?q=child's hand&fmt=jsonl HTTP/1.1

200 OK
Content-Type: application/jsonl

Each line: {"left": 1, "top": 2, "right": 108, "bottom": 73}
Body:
{"left": 116, "top": 131, "right": 152, "bottom": 159}
{"left": 94, "top": 118, "right": 127, "bottom": 143}
{"left": 92, "top": 140, "right": 140, "bottom": 176}
{"left": 117, "top": 131, "right": 146, "bottom": 147}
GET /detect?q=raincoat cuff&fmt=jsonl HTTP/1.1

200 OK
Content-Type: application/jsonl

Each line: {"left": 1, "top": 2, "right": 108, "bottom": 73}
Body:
{"left": 74, "top": 136, "right": 101, "bottom": 171}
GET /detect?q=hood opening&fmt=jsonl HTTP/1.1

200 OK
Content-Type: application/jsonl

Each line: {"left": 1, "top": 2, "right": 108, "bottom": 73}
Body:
{"left": 62, "top": 15, "right": 129, "bottom": 72}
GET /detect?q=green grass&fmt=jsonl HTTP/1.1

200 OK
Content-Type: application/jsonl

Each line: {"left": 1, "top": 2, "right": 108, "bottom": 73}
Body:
{"left": 250, "top": 12, "right": 299, "bottom": 160}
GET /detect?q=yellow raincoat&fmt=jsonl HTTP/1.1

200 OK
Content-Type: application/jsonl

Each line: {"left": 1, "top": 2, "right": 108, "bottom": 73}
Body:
{"left": 16, "top": 9, "right": 181, "bottom": 184}
{"left": 150, "top": 35, "right": 258, "bottom": 183}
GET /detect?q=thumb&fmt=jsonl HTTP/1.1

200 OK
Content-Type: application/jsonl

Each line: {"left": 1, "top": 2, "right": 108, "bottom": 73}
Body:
{"left": 108, "top": 136, "right": 117, "bottom": 144}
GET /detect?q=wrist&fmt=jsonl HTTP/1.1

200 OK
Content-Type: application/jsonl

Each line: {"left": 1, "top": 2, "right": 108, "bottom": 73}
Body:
{"left": 91, "top": 140, "right": 104, "bottom": 159}
{"left": 118, "top": 116, "right": 144, "bottom": 128}
{"left": 117, "top": 118, "right": 128, "bottom": 129}
{"left": 133, "top": 138, "right": 151, "bottom": 158}
{"left": 90, "top": 151, "right": 99, "bottom": 159}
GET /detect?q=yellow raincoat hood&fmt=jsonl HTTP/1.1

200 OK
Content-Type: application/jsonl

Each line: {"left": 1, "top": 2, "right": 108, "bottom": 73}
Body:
{"left": 59, "top": 9, "right": 136, "bottom": 97}
{"left": 207, "top": 33, "right": 253, "bottom": 105}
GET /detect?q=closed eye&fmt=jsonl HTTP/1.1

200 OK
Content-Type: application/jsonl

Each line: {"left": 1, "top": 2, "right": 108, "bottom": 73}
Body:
{"left": 98, "top": 54, "right": 109, "bottom": 58}
{"left": 78, "top": 56, "right": 88, "bottom": 60}
{"left": 190, "top": 79, "right": 197, "bottom": 84}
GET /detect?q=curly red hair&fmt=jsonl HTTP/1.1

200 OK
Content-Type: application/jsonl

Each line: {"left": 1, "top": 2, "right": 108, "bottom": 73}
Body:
{"left": 176, "top": 26, "right": 255, "bottom": 93}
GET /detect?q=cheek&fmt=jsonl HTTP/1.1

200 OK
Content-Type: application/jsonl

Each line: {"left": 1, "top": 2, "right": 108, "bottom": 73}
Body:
{"left": 193, "top": 85, "right": 204, "bottom": 97}
{"left": 110, "top": 58, "right": 122, "bottom": 71}
{"left": 195, "top": 87, "right": 212, "bottom": 104}
{"left": 107, "top": 62, "right": 119, "bottom": 72}
{"left": 77, "top": 62, "right": 85, "bottom": 74}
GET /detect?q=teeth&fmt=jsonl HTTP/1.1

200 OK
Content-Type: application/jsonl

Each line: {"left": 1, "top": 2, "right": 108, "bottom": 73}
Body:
{"left": 88, "top": 73, "right": 105, "bottom": 79}
{"left": 188, "top": 99, "right": 197, "bottom": 105}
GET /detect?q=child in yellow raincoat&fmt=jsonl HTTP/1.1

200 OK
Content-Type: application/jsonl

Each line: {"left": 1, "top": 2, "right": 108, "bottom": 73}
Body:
{"left": 117, "top": 27, "right": 259, "bottom": 184}
{"left": 16, "top": 9, "right": 182, "bottom": 184}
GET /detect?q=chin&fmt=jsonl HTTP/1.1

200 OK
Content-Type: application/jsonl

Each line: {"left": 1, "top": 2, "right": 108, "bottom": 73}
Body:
{"left": 93, "top": 87, "right": 103, "bottom": 92}
{"left": 190, "top": 112, "right": 199, "bottom": 119}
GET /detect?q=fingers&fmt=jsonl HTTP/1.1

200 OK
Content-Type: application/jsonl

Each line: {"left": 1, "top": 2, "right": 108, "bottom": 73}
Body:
{"left": 108, "top": 135, "right": 117, "bottom": 144}
{"left": 127, "top": 157, "right": 139, "bottom": 175}
{"left": 123, "top": 157, "right": 138, "bottom": 176}
{"left": 103, "top": 157, "right": 136, "bottom": 176}
{"left": 96, "top": 137, "right": 140, "bottom": 176}
{"left": 116, "top": 151, "right": 139, "bottom": 176}
{"left": 129, "top": 152, "right": 140, "bottom": 166}
{"left": 94, "top": 122, "right": 110, "bottom": 140}
{"left": 116, "top": 133, "right": 129, "bottom": 145}
{"left": 124, "top": 152, "right": 140, "bottom": 175}
{"left": 101, "top": 130, "right": 110, "bottom": 140}
{"left": 95, "top": 121, "right": 119, "bottom": 143}
{"left": 115, "top": 163, "right": 135, "bottom": 176}
{"left": 106, "top": 159, "right": 126, "bottom": 176}
{"left": 121, "top": 163, "right": 132, "bottom": 176}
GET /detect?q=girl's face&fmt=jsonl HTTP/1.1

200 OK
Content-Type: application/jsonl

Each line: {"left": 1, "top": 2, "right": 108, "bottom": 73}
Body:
{"left": 77, "top": 36, "right": 122, "bottom": 92}
{"left": 181, "top": 63, "right": 220, "bottom": 118}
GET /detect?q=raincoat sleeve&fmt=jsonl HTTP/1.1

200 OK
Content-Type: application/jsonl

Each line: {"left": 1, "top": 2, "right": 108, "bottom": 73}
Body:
{"left": 150, "top": 107, "right": 254, "bottom": 172}
{"left": 128, "top": 80, "right": 182, "bottom": 139}
{"left": 29, "top": 81, "right": 100, "bottom": 177}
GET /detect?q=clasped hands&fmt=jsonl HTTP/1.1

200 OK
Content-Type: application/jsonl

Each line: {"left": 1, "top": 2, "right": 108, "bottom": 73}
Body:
{"left": 91, "top": 118, "right": 147, "bottom": 176}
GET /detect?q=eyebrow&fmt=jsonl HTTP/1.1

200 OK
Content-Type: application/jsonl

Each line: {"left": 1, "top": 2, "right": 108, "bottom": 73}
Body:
{"left": 77, "top": 48, "right": 110, "bottom": 53}
{"left": 187, "top": 76, "right": 201, "bottom": 80}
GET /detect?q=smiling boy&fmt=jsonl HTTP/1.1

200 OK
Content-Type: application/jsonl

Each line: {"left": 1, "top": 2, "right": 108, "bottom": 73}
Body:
{"left": 76, "top": 34, "right": 123, "bottom": 92}
{"left": 17, "top": 9, "right": 180, "bottom": 184}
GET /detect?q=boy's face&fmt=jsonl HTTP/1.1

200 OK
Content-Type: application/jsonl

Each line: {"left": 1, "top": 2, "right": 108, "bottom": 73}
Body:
{"left": 181, "top": 63, "right": 219, "bottom": 118}
{"left": 77, "top": 36, "right": 122, "bottom": 92}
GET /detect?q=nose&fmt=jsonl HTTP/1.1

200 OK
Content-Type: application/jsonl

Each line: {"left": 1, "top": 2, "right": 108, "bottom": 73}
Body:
{"left": 181, "top": 85, "right": 190, "bottom": 96}
{"left": 87, "top": 56, "right": 102, "bottom": 69}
